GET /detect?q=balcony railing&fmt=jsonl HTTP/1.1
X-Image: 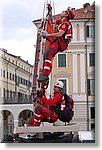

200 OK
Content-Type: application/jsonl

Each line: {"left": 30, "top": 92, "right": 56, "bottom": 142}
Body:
{"left": 0, "top": 97, "right": 33, "bottom": 104}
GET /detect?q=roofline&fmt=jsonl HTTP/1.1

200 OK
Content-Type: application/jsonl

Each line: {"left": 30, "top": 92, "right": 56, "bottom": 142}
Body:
{"left": 0, "top": 48, "right": 33, "bottom": 67}
{"left": 32, "top": 4, "right": 95, "bottom": 24}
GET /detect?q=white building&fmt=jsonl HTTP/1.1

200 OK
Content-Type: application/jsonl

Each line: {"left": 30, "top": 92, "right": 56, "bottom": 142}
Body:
{"left": 0, "top": 48, "right": 34, "bottom": 138}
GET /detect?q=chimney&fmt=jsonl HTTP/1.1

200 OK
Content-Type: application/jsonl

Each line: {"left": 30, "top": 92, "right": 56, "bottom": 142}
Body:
{"left": 72, "top": 8, "right": 75, "bottom": 10}
{"left": 83, "top": 3, "right": 90, "bottom": 8}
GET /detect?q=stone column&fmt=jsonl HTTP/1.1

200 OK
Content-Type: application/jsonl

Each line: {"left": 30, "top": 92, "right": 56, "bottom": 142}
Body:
{"left": 80, "top": 53, "right": 85, "bottom": 93}
{"left": 73, "top": 53, "right": 78, "bottom": 95}
{"left": 14, "top": 113, "right": 19, "bottom": 130}
{"left": 0, "top": 112, "right": 3, "bottom": 141}
{"left": 14, "top": 120, "right": 19, "bottom": 128}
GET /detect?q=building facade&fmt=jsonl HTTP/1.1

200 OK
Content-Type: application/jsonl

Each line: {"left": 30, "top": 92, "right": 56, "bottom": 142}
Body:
{"left": 51, "top": 3, "right": 95, "bottom": 131}
{"left": 33, "top": 3, "right": 95, "bottom": 131}
{"left": 0, "top": 48, "right": 34, "bottom": 138}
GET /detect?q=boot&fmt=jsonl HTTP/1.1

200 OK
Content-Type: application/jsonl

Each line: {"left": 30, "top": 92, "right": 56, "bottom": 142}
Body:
{"left": 28, "top": 116, "right": 35, "bottom": 126}
{"left": 38, "top": 75, "right": 49, "bottom": 82}
{"left": 33, "top": 118, "right": 41, "bottom": 126}
{"left": 28, "top": 115, "right": 41, "bottom": 126}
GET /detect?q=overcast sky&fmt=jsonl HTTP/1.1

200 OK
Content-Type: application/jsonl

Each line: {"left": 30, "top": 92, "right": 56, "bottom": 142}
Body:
{"left": 0, "top": 0, "right": 96, "bottom": 65}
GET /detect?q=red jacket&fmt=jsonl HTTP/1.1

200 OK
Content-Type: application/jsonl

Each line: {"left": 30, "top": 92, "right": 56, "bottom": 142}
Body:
{"left": 41, "top": 92, "right": 63, "bottom": 107}
{"left": 59, "top": 21, "right": 72, "bottom": 42}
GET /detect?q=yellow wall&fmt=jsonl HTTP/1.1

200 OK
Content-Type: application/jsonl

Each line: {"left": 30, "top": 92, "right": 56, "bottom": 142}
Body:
{"left": 52, "top": 53, "right": 73, "bottom": 96}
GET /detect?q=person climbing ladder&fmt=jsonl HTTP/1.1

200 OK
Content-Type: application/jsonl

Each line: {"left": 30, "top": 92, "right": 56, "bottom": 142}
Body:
{"left": 38, "top": 8, "right": 75, "bottom": 83}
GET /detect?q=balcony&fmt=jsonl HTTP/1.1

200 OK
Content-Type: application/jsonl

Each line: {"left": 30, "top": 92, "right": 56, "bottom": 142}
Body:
{"left": 0, "top": 97, "right": 32, "bottom": 104}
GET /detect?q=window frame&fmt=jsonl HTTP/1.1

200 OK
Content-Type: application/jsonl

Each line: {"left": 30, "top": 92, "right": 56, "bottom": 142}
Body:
{"left": 57, "top": 78, "right": 68, "bottom": 94}
{"left": 87, "top": 79, "right": 95, "bottom": 96}
{"left": 89, "top": 53, "right": 95, "bottom": 67}
{"left": 86, "top": 25, "right": 95, "bottom": 38}
{"left": 57, "top": 53, "right": 67, "bottom": 68}
{"left": 90, "top": 107, "right": 95, "bottom": 119}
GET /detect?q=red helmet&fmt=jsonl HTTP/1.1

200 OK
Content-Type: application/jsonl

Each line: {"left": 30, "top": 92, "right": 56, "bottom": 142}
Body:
{"left": 56, "top": 19, "right": 62, "bottom": 25}
{"left": 65, "top": 9, "right": 75, "bottom": 20}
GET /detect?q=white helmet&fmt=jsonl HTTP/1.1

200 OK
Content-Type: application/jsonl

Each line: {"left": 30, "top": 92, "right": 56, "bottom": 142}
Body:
{"left": 54, "top": 81, "right": 64, "bottom": 89}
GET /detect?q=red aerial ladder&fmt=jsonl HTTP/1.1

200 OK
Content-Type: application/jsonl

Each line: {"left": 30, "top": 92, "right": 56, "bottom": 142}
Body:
{"left": 32, "top": 1, "right": 54, "bottom": 106}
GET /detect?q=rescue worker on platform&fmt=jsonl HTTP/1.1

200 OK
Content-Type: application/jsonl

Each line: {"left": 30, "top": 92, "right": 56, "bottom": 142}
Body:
{"left": 28, "top": 81, "right": 65, "bottom": 126}
{"left": 38, "top": 8, "right": 75, "bottom": 83}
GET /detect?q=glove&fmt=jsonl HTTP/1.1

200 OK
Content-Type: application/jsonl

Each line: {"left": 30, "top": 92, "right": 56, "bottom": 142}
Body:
{"left": 37, "top": 90, "right": 43, "bottom": 97}
{"left": 42, "top": 80, "right": 49, "bottom": 89}
{"left": 37, "top": 87, "right": 45, "bottom": 98}
{"left": 41, "top": 30, "right": 48, "bottom": 37}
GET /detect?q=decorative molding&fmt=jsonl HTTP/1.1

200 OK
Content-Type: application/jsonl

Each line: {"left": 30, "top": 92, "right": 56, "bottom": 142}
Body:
{"left": 88, "top": 71, "right": 95, "bottom": 78}
{"left": 54, "top": 71, "right": 70, "bottom": 78}
{"left": 65, "top": 49, "right": 85, "bottom": 54}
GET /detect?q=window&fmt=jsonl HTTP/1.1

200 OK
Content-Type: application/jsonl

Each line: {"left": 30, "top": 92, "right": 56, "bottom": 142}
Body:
{"left": 15, "top": 75, "right": 18, "bottom": 83}
{"left": 91, "top": 123, "right": 95, "bottom": 130}
{"left": 21, "top": 78, "right": 23, "bottom": 84}
{"left": 18, "top": 92, "right": 22, "bottom": 102}
{"left": 87, "top": 79, "right": 95, "bottom": 96}
{"left": 25, "top": 94, "right": 28, "bottom": 101}
{"left": 86, "top": 26, "right": 89, "bottom": 37}
{"left": 7, "top": 72, "right": 8, "bottom": 79}
{"left": 10, "top": 90, "right": 12, "bottom": 99}
{"left": 27, "top": 80, "right": 29, "bottom": 86}
{"left": 86, "top": 25, "right": 95, "bottom": 38}
{"left": 3, "top": 88, "right": 6, "bottom": 98}
{"left": 10, "top": 73, "right": 12, "bottom": 80}
{"left": 89, "top": 53, "right": 95, "bottom": 66}
{"left": 58, "top": 54, "right": 66, "bottom": 67}
{"left": 12, "top": 60, "right": 14, "bottom": 64}
{"left": 12, "top": 74, "right": 14, "bottom": 81}
{"left": 3, "top": 70, "right": 5, "bottom": 78}
{"left": 90, "top": 107, "right": 95, "bottom": 119}
{"left": 58, "top": 79, "right": 67, "bottom": 94}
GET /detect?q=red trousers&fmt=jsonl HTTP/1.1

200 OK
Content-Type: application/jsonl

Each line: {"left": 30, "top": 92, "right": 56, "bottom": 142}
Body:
{"left": 28, "top": 104, "right": 58, "bottom": 126}
{"left": 42, "top": 38, "right": 68, "bottom": 76}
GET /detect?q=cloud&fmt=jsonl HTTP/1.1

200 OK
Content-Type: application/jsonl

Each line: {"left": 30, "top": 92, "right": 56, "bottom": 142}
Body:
{"left": 0, "top": 37, "right": 37, "bottom": 65}
{"left": 1, "top": 0, "right": 45, "bottom": 40}
{"left": 1, "top": 0, "right": 39, "bottom": 65}
{"left": 3, "top": 25, "right": 37, "bottom": 40}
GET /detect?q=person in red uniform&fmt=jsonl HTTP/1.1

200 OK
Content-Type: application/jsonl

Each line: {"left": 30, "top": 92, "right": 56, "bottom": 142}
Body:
{"left": 28, "top": 81, "right": 64, "bottom": 126}
{"left": 38, "top": 8, "right": 75, "bottom": 82}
